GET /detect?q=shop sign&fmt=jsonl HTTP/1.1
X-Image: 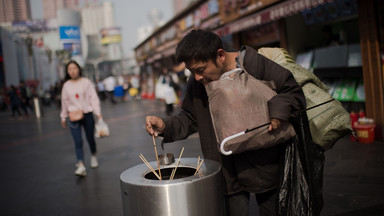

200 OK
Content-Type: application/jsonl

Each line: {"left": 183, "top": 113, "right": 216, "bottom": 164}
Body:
{"left": 215, "top": 26, "right": 230, "bottom": 37}
{"left": 185, "top": 14, "right": 194, "bottom": 29}
{"left": 220, "top": 0, "right": 281, "bottom": 24}
{"left": 59, "top": 26, "right": 81, "bottom": 43}
{"left": 194, "top": 0, "right": 219, "bottom": 28}
{"left": 301, "top": 0, "right": 357, "bottom": 26}
{"left": 194, "top": 10, "right": 201, "bottom": 27}
{"left": 63, "top": 42, "right": 81, "bottom": 55}
{"left": 244, "top": 22, "right": 280, "bottom": 46}
{"left": 147, "top": 53, "right": 162, "bottom": 63}
{"left": 150, "top": 38, "right": 156, "bottom": 50}
{"left": 144, "top": 42, "right": 151, "bottom": 53}
{"left": 200, "top": 2, "right": 210, "bottom": 20}
{"left": 201, "top": 15, "right": 222, "bottom": 30}
{"left": 216, "top": 0, "right": 335, "bottom": 36}
{"left": 179, "top": 19, "right": 186, "bottom": 32}
{"left": 162, "top": 42, "right": 178, "bottom": 58}
{"left": 155, "top": 39, "right": 178, "bottom": 54}
{"left": 136, "top": 47, "right": 143, "bottom": 57}
{"left": 209, "top": 0, "right": 220, "bottom": 14}
{"left": 100, "top": 27, "right": 122, "bottom": 45}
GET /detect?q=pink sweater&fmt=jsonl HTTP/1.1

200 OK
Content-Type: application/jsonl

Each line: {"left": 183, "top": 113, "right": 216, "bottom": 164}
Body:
{"left": 60, "top": 77, "right": 101, "bottom": 120}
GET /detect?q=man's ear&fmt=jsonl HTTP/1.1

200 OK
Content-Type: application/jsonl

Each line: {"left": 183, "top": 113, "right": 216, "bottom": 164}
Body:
{"left": 217, "top": 49, "right": 225, "bottom": 62}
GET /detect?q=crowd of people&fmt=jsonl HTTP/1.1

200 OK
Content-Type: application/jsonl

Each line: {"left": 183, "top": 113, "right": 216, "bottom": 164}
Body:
{"left": 0, "top": 81, "right": 61, "bottom": 119}
{"left": 0, "top": 69, "right": 189, "bottom": 119}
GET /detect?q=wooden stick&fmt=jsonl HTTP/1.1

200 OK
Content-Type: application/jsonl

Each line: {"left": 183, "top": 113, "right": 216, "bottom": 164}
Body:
{"left": 194, "top": 159, "right": 204, "bottom": 175}
{"left": 170, "top": 147, "right": 184, "bottom": 180}
{"left": 152, "top": 135, "right": 162, "bottom": 180}
{"left": 196, "top": 156, "right": 200, "bottom": 171}
{"left": 139, "top": 154, "right": 161, "bottom": 180}
{"left": 139, "top": 154, "right": 158, "bottom": 177}
{"left": 194, "top": 156, "right": 200, "bottom": 175}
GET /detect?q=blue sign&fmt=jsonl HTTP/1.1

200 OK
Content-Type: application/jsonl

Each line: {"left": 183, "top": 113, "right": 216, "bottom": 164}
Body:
{"left": 59, "top": 26, "right": 81, "bottom": 42}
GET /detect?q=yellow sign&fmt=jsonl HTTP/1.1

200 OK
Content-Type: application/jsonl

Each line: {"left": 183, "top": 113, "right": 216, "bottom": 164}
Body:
{"left": 101, "top": 35, "right": 122, "bottom": 45}
{"left": 100, "top": 27, "right": 122, "bottom": 45}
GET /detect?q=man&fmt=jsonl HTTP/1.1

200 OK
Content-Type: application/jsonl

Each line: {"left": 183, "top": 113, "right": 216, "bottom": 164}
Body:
{"left": 145, "top": 30, "right": 307, "bottom": 215}
{"left": 19, "top": 80, "right": 33, "bottom": 116}
{"left": 103, "top": 75, "right": 116, "bottom": 104}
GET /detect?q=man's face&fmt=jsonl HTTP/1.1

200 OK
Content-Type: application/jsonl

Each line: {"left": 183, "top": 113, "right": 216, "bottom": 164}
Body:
{"left": 186, "top": 58, "right": 225, "bottom": 85}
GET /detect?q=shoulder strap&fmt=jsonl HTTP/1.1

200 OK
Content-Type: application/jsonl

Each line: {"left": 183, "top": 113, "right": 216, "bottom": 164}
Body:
{"left": 237, "top": 47, "right": 277, "bottom": 90}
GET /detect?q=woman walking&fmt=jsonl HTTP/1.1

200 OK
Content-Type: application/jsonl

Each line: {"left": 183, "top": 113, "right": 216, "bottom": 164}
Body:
{"left": 60, "top": 60, "right": 103, "bottom": 176}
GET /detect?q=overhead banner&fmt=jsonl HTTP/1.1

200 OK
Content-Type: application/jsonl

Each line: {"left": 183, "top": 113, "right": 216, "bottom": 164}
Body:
{"left": 100, "top": 27, "right": 122, "bottom": 45}
{"left": 59, "top": 26, "right": 81, "bottom": 43}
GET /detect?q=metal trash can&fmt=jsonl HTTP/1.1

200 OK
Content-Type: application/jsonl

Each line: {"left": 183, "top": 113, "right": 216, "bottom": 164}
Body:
{"left": 120, "top": 158, "right": 224, "bottom": 216}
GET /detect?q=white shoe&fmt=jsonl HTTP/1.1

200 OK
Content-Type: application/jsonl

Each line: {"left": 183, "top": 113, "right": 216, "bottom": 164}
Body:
{"left": 75, "top": 165, "right": 87, "bottom": 176}
{"left": 90, "top": 156, "right": 99, "bottom": 168}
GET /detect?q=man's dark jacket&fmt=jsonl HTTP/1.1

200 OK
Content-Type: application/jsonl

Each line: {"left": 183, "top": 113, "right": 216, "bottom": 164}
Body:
{"left": 162, "top": 46, "right": 306, "bottom": 194}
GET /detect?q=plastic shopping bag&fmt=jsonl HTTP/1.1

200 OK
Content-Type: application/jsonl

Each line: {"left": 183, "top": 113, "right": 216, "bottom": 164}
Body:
{"left": 95, "top": 119, "right": 110, "bottom": 138}
{"left": 278, "top": 113, "right": 324, "bottom": 216}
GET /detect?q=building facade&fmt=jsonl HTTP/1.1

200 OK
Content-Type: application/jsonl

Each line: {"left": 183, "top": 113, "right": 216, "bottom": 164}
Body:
{"left": 81, "top": 1, "right": 124, "bottom": 80}
{"left": 135, "top": 0, "right": 384, "bottom": 141}
{"left": 0, "top": 0, "right": 31, "bottom": 23}
{"left": 42, "top": 0, "right": 80, "bottom": 20}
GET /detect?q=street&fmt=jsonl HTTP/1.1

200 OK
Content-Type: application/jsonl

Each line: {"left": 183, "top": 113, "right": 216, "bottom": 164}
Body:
{"left": 1, "top": 98, "right": 384, "bottom": 216}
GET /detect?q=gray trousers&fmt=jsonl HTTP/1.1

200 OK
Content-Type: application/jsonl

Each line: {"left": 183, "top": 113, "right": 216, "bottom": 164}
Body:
{"left": 225, "top": 189, "right": 277, "bottom": 216}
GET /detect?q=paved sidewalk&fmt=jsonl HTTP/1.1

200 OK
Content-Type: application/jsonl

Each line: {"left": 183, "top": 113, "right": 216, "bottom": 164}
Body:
{"left": 0, "top": 99, "right": 383, "bottom": 215}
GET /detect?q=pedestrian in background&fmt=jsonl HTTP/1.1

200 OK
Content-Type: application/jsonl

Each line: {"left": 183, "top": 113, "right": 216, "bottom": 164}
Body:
{"left": 157, "top": 67, "right": 178, "bottom": 116}
{"left": 0, "top": 88, "right": 7, "bottom": 111}
{"left": 103, "top": 75, "right": 116, "bottom": 104}
{"left": 60, "top": 60, "right": 103, "bottom": 177}
{"left": 7, "top": 85, "right": 23, "bottom": 120}
{"left": 19, "top": 80, "right": 33, "bottom": 117}
{"left": 96, "top": 79, "right": 106, "bottom": 101}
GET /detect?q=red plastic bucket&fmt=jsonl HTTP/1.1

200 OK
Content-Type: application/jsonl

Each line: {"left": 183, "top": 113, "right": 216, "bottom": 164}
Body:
{"left": 354, "top": 123, "right": 376, "bottom": 143}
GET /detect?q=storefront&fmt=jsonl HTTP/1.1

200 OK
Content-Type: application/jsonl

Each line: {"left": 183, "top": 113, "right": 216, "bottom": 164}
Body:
{"left": 135, "top": 0, "right": 384, "bottom": 140}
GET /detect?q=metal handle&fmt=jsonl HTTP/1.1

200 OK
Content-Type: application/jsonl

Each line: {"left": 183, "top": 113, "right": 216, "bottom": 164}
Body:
{"left": 220, "top": 131, "right": 245, "bottom": 155}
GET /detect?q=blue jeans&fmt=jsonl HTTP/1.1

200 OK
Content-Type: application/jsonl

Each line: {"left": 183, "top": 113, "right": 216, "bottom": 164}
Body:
{"left": 69, "top": 112, "right": 97, "bottom": 162}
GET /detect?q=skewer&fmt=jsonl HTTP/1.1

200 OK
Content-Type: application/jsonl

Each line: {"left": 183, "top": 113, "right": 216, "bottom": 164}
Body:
{"left": 170, "top": 147, "right": 184, "bottom": 180}
{"left": 152, "top": 135, "right": 162, "bottom": 180}
{"left": 194, "top": 156, "right": 200, "bottom": 175}
{"left": 196, "top": 156, "right": 200, "bottom": 171}
{"left": 139, "top": 154, "right": 161, "bottom": 180}
{"left": 194, "top": 159, "right": 204, "bottom": 175}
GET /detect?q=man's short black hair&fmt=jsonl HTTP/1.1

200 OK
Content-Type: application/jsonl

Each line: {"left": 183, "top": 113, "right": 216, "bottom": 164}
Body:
{"left": 175, "top": 29, "right": 224, "bottom": 65}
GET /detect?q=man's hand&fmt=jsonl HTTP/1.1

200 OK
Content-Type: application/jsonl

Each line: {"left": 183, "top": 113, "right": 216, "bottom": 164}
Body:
{"left": 268, "top": 118, "right": 281, "bottom": 131}
{"left": 145, "top": 116, "right": 165, "bottom": 137}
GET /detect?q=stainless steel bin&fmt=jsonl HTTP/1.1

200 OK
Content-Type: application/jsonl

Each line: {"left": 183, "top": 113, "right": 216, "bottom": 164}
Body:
{"left": 120, "top": 158, "right": 224, "bottom": 216}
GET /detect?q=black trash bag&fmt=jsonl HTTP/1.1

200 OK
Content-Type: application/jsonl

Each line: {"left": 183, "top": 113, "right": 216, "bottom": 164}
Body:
{"left": 278, "top": 113, "right": 325, "bottom": 216}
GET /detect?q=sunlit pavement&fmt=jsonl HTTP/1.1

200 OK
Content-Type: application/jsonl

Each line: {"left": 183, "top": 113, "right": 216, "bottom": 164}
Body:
{"left": 0, "top": 98, "right": 383, "bottom": 216}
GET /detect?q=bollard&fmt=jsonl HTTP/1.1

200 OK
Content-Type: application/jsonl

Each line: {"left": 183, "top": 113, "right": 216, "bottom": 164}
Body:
{"left": 33, "top": 97, "right": 42, "bottom": 118}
